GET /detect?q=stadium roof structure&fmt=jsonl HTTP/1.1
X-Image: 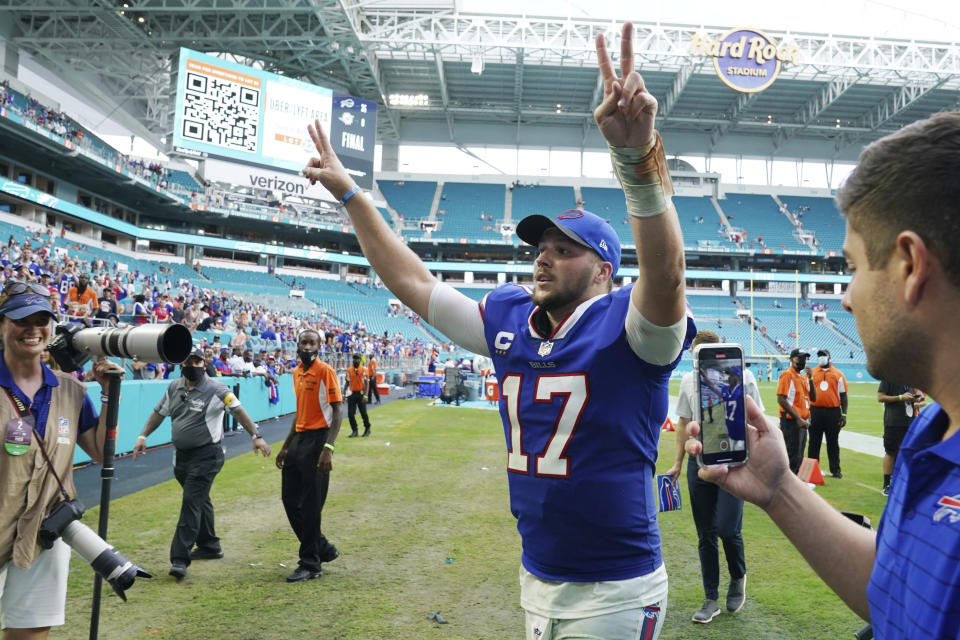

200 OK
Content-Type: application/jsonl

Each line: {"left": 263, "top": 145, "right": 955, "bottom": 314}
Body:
{"left": 3, "top": 0, "right": 960, "bottom": 163}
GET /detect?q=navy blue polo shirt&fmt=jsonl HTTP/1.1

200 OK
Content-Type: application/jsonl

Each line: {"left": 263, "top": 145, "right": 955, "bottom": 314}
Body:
{"left": 0, "top": 353, "right": 99, "bottom": 439}
{"left": 868, "top": 401, "right": 960, "bottom": 639}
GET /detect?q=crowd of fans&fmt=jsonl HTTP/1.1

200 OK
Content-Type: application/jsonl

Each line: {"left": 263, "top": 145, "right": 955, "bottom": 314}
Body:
{"left": 0, "top": 224, "right": 448, "bottom": 383}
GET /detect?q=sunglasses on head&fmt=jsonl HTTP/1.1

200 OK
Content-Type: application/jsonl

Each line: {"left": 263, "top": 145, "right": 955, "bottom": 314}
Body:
{"left": 3, "top": 280, "right": 50, "bottom": 297}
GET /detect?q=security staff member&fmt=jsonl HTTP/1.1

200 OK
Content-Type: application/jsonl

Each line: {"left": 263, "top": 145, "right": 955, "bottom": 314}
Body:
{"left": 367, "top": 354, "right": 380, "bottom": 405}
{"left": 275, "top": 330, "right": 343, "bottom": 582}
{"left": 808, "top": 349, "right": 848, "bottom": 479}
{"left": 343, "top": 353, "right": 371, "bottom": 438}
{"left": 134, "top": 346, "right": 270, "bottom": 580}
{"left": 776, "top": 349, "right": 817, "bottom": 475}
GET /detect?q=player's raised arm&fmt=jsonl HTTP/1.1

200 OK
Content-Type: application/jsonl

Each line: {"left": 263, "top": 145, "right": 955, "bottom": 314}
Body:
{"left": 595, "top": 23, "right": 686, "bottom": 328}
{"left": 303, "top": 120, "right": 437, "bottom": 318}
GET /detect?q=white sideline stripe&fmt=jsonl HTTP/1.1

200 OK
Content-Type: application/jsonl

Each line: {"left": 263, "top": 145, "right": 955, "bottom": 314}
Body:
{"left": 668, "top": 396, "right": 884, "bottom": 458}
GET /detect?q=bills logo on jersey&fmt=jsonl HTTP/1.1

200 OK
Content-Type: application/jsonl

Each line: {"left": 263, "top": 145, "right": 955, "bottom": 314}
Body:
{"left": 933, "top": 495, "right": 960, "bottom": 524}
{"left": 538, "top": 341, "right": 554, "bottom": 357}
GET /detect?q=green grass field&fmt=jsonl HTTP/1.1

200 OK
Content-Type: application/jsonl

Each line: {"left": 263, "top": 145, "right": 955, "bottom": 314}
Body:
{"left": 53, "top": 382, "right": 890, "bottom": 639}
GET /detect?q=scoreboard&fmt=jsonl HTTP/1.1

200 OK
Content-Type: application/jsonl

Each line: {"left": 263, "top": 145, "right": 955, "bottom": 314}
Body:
{"left": 172, "top": 48, "right": 377, "bottom": 188}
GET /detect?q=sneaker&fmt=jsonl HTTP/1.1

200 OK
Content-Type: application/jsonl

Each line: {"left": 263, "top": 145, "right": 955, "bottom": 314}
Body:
{"left": 286, "top": 567, "right": 322, "bottom": 582}
{"left": 726, "top": 575, "right": 747, "bottom": 613}
{"left": 692, "top": 599, "right": 720, "bottom": 623}
{"left": 882, "top": 485, "right": 890, "bottom": 497}
{"left": 169, "top": 562, "right": 187, "bottom": 580}
{"left": 362, "top": 428, "right": 371, "bottom": 437}
{"left": 831, "top": 472, "right": 843, "bottom": 479}
{"left": 189, "top": 548, "right": 224, "bottom": 560}
{"left": 348, "top": 431, "right": 359, "bottom": 438}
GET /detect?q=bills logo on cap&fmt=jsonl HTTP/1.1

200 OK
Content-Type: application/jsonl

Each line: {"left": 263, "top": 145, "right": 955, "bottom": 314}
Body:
{"left": 933, "top": 495, "right": 960, "bottom": 524}
{"left": 57, "top": 417, "right": 69, "bottom": 436}
{"left": 555, "top": 210, "right": 585, "bottom": 220}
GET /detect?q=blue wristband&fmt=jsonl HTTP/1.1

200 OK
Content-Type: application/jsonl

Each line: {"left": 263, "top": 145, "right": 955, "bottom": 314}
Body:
{"left": 340, "top": 185, "right": 361, "bottom": 205}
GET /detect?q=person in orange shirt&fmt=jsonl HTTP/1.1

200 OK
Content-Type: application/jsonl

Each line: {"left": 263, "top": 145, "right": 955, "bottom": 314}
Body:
{"left": 66, "top": 273, "right": 97, "bottom": 314}
{"left": 275, "top": 329, "right": 343, "bottom": 582}
{"left": 808, "top": 349, "right": 848, "bottom": 479}
{"left": 776, "top": 349, "right": 817, "bottom": 474}
{"left": 343, "top": 353, "right": 371, "bottom": 437}
{"left": 366, "top": 355, "right": 380, "bottom": 405}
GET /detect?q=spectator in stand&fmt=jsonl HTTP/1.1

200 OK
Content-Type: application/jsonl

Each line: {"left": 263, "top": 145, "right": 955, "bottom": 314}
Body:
{"left": 229, "top": 328, "right": 248, "bottom": 350}
{"left": 132, "top": 294, "right": 150, "bottom": 324}
{"left": 67, "top": 273, "right": 97, "bottom": 314}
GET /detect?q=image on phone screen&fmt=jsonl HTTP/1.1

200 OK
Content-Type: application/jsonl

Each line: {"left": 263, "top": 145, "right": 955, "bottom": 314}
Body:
{"left": 697, "top": 347, "right": 747, "bottom": 465}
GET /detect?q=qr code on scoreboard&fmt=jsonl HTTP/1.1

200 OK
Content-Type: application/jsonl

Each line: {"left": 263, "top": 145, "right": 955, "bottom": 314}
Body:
{"left": 181, "top": 72, "right": 259, "bottom": 153}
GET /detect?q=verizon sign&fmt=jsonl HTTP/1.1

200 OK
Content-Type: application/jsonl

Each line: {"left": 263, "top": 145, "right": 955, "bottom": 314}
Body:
{"left": 203, "top": 158, "right": 335, "bottom": 202}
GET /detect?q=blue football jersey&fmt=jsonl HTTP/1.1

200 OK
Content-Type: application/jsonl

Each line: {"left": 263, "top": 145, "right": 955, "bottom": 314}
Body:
{"left": 721, "top": 383, "right": 745, "bottom": 439}
{"left": 481, "top": 284, "right": 695, "bottom": 582}
{"left": 56, "top": 273, "right": 77, "bottom": 304}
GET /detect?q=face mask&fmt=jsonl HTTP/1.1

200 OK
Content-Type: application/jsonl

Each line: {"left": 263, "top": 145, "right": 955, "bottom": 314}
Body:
{"left": 298, "top": 350, "right": 317, "bottom": 367}
{"left": 818, "top": 356, "right": 829, "bottom": 367}
{"left": 181, "top": 366, "right": 204, "bottom": 382}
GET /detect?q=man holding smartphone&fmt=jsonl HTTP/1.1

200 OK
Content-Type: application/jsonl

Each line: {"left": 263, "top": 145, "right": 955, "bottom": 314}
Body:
{"left": 776, "top": 349, "right": 817, "bottom": 474}
{"left": 685, "top": 112, "right": 960, "bottom": 639}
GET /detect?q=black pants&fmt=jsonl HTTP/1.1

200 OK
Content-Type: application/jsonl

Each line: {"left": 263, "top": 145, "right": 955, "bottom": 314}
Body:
{"left": 688, "top": 457, "right": 746, "bottom": 600}
{"left": 347, "top": 391, "right": 370, "bottom": 431}
{"left": 780, "top": 417, "right": 807, "bottom": 475}
{"left": 808, "top": 406, "right": 842, "bottom": 475}
{"left": 281, "top": 429, "right": 337, "bottom": 571}
{"left": 170, "top": 443, "right": 225, "bottom": 565}
{"left": 368, "top": 378, "right": 380, "bottom": 404}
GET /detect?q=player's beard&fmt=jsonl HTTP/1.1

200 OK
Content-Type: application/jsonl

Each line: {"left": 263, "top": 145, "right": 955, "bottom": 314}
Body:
{"left": 531, "top": 266, "right": 594, "bottom": 313}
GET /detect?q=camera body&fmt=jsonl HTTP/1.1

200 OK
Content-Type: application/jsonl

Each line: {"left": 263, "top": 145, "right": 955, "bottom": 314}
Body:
{"left": 38, "top": 499, "right": 151, "bottom": 601}
{"left": 38, "top": 498, "right": 85, "bottom": 549}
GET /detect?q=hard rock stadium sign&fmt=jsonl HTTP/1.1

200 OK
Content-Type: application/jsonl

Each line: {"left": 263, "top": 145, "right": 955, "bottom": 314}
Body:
{"left": 690, "top": 28, "right": 800, "bottom": 93}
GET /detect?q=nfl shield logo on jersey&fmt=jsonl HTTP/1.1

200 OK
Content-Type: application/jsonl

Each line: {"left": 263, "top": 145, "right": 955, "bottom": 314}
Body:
{"left": 538, "top": 341, "right": 553, "bottom": 357}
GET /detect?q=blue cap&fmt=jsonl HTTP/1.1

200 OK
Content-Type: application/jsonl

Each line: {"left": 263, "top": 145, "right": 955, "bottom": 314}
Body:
{"left": 0, "top": 293, "right": 57, "bottom": 320}
{"left": 516, "top": 209, "right": 621, "bottom": 277}
{"left": 729, "top": 366, "right": 742, "bottom": 378}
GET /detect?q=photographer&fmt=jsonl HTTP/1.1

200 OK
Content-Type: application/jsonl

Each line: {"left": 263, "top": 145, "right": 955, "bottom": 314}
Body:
{"left": 133, "top": 347, "right": 271, "bottom": 580}
{"left": 0, "top": 281, "right": 121, "bottom": 638}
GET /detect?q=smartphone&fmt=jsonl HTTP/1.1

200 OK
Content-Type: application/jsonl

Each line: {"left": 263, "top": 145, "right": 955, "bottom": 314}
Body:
{"left": 693, "top": 343, "right": 748, "bottom": 467}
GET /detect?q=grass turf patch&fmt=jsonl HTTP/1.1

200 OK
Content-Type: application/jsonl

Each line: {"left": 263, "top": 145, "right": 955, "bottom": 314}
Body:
{"left": 55, "top": 395, "right": 874, "bottom": 639}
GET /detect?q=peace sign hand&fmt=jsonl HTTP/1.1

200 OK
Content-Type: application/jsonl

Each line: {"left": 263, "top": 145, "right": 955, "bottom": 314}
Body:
{"left": 303, "top": 119, "right": 357, "bottom": 201}
{"left": 594, "top": 22, "right": 658, "bottom": 149}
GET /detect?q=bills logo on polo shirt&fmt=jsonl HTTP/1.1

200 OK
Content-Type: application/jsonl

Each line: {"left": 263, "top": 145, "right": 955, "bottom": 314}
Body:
{"left": 933, "top": 495, "right": 960, "bottom": 524}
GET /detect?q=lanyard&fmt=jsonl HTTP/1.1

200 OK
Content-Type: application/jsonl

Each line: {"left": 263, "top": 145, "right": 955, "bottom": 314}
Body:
{"left": 4, "top": 387, "right": 70, "bottom": 500}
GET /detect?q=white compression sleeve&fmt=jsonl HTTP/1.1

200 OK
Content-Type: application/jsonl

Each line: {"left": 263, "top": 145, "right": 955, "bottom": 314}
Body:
{"left": 624, "top": 303, "right": 688, "bottom": 366}
{"left": 427, "top": 283, "right": 490, "bottom": 357}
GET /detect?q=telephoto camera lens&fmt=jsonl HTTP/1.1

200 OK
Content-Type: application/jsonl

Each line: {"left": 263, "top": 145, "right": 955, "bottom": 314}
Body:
{"left": 59, "top": 520, "right": 152, "bottom": 601}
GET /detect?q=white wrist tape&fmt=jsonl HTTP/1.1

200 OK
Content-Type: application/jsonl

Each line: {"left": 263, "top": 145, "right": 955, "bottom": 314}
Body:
{"left": 609, "top": 132, "right": 675, "bottom": 217}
